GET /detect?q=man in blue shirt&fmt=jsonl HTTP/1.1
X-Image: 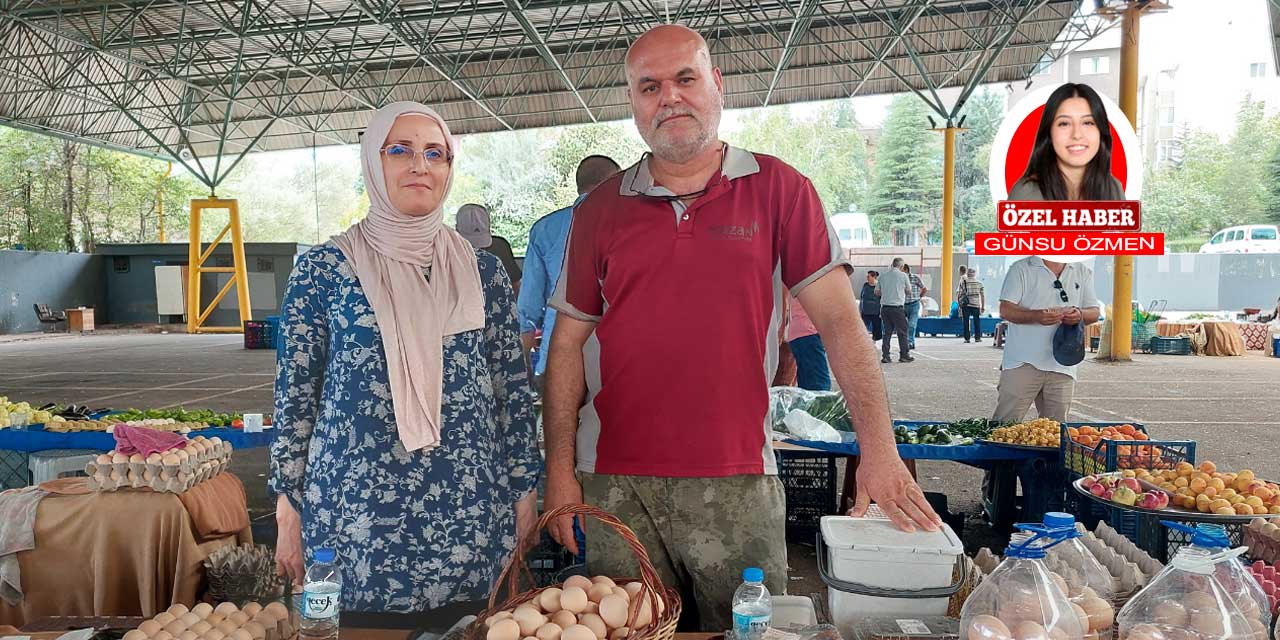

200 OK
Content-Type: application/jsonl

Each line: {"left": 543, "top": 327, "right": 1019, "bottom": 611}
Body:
{"left": 518, "top": 155, "right": 620, "bottom": 387}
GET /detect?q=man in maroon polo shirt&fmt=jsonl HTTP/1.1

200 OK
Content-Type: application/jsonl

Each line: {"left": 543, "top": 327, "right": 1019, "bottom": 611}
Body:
{"left": 542, "top": 24, "right": 940, "bottom": 631}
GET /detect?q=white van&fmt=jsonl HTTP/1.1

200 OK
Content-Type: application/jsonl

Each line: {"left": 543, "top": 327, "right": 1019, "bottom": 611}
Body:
{"left": 830, "top": 212, "right": 873, "bottom": 249}
{"left": 1200, "top": 225, "right": 1280, "bottom": 253}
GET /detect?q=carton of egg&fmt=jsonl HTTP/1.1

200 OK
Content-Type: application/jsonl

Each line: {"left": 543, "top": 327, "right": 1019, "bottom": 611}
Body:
{"left": 86, "top": 437, "right": 233, "bottom": 494}
{"left": 123, "top": 601, "right": 293, "bottom": 640}
{"left": 480, "top": 575, "right": 668, "bottom": 640}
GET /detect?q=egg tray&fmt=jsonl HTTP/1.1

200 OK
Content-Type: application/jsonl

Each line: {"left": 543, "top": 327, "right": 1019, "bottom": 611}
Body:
{"left": 43, "top": 420, "right": 211, "bottom": 433}
{"left": 85, "top": 440, "right": 233, "bottom": 494}
{"left": 122, "top": 601, "right": 295, "bottom": 640}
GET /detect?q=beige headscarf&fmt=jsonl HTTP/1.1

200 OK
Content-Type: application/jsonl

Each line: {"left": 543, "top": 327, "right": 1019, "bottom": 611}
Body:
{"left": 331, "top": 101, "right": 485, "bottom": 452}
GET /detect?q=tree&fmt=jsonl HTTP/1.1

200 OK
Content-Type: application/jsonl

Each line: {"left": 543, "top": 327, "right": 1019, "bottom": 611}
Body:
{"left": 1265, "top": 145, "right": 1280, "bottom": 225}
{"left": 952, "top": 90, "right": 1005, "bottom": 239}
{"left": 729, "top": 101, "right": 870, "bottom": 217}
{"left": 865, "top": 96, "right": 942, "bottom": 243}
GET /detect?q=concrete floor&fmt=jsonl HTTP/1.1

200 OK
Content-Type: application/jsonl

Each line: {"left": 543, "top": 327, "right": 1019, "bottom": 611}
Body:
{"left": 2, "top": 331, "right": 1278, "bottom": 597}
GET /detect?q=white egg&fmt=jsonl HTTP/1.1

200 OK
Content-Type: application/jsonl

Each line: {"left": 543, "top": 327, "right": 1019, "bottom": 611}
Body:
{"left": 563, "top": 575, "right": 594, "bottom": 593}
{"left": 514, "top": 606, "right": 545, "bottom": 636}
{"left": 587, "top": 584, "right": 613, "bottom": 604}
{"left": 488, "top": 619, "right": 522, "bottom": 640}
{"left": 539, "top": 588, "right": 564, "bottom": 613}
{"left": 162, "top": 453, "right": 180, "bottom": 465}
{"left": 560, "top": 587, "right": 589, "bottom": 614}
{"left": 598, "top": 595, "right": 628, "bottom": 630}
{"left": 241, "top": 602, "right": 263, "bottom": 617}
{"left": 551, "top": 611, "right": 578, "bottom": 629}
{"left": 560, "top": 625, "right": 596, "bottom": 640}
{"left": 535, "top": 623, "right": 563, "bottom": 640}
{"left": 578, "top": 614, "right": 607, "bottom": 640}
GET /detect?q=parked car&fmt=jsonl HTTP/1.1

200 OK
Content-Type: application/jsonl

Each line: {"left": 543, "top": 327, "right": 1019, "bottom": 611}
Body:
{"left": 830, "top": 212, "right": 873, "bottom": 250}
{"left": 1199, "top": 224, "right": 1280, "bottom": 253}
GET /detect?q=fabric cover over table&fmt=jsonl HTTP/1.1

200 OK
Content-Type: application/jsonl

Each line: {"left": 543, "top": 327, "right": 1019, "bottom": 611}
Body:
{"left": 1199, "top": 321, "right": 1246, "bottom": 357}
{"left": 0, "top": 477, "right": 251, "bottom": 626}
{"left": 1157, "top": 321, "right": 1201, "bottom": 338}
{"left": 1238, "top": 322, "right": 1270, "bottom": 350}
{"left": 0, "top": 427, "right": 273, "bottom": 453}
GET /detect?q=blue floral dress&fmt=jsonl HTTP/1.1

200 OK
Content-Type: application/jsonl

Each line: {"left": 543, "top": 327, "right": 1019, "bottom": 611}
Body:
{"left": 270, "top": 244, "right": 540, "bottom": 612}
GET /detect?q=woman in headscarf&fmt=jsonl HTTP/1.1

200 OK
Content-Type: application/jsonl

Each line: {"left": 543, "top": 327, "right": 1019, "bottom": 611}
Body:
{"left": 270, "top": 102, "right": 540, "bottom": 611}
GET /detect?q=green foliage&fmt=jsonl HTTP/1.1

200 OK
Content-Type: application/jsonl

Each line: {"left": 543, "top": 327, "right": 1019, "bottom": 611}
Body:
{"left": 865, "top": 95, "right": 942, "bottom": 243}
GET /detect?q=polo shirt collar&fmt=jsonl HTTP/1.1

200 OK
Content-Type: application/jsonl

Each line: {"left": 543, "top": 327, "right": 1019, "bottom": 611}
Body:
{"left": 1029, "top": 256, "right": 1080, "bottom": 277}
{"left": 618, "top": 144, "right": 760, "bottom": 197}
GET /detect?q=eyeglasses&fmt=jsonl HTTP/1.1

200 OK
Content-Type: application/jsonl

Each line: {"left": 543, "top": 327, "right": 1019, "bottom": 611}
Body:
{"left": 1052, "top": 279, "right": 1070, "bottom": 304}
{"left": 380, "top": 144, "right": 452, "bottom": 168}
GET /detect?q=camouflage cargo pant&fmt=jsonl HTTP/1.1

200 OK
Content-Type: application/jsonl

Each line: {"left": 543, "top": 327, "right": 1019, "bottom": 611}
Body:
{"left": 580, "top": 473, "right": 788, "bottom": 632}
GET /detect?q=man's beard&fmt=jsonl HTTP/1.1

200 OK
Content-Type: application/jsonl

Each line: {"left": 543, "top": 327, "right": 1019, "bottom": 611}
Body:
{"left": 639, "top": 105, "right": 722, "bottom": 163}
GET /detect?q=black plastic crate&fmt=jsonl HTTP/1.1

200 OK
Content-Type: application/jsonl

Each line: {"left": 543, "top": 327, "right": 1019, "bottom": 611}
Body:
{"left": 243, "top": 320, "right": 274, "bottom": 350}
{"left": 776, "top": 451, "right": 837, "bottom": 545}
{"left": 526, "top": 530, "right": 576, "bottom": 588}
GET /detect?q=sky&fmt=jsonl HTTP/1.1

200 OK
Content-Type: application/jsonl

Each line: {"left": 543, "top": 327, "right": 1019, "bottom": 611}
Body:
{"left": 181, "top": 0, "right": 1280, "bottom": 184}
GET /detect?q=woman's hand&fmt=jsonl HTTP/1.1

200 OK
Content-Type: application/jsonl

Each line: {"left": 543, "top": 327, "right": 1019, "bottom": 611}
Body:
{"left": 275, "top": 494, "right": 305, "bottom": 587}
{"left": 515, "top": 490, "right": 539, "bottom": 551}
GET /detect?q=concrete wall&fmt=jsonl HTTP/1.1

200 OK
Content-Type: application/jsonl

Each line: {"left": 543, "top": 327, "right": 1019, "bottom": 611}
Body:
{"left": 98, "top": 243, "right": 310, "bottom": 327}
{"left": 0, "top": 250, "right": 105, "bottom": 334}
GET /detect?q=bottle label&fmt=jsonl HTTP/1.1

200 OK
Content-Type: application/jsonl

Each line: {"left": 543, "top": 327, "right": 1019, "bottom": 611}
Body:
{"left": 303, "top": 587, "right": 340, "bottom": 619}
{"left": 732, "top": 611, "right": 770, "bottom": 638}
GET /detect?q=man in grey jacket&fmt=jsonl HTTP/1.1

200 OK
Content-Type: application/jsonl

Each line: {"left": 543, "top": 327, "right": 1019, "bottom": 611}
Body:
{"left": 875, "top": 257, "right": 913, "bottom": 363}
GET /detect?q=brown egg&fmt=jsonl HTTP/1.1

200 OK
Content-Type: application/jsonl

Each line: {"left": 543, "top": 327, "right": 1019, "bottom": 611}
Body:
{"left": 215, "top": 621, "right": 239, "bottom": 636}
{"left": 590, "top": 576, "right": 617, "bottom": 588}
{"left": 152, "top": 632, "right": 175, "bottom": 640}
{"left": 229, "top": 630, "right": 253, "bottom": 640}
{"left": 124, "top": 631, "right": 149, "bottom": 640}
{"left": 178, "top": 631, "right": 201, "bottom": 640}
{"left": 1152, "top": 601, "right": 1188, "bottom": 626}
{"left": 206, "top": 613, "right": 226, "bottom": 626}
{"left": 1048, "top": 573, "right": 1068, "bottom": 597}
{"left": 1124, "top": 624, "right": 1168, "bottom": 640}
{"left": 1068, "top": 603, "right": 1089, "bottom": 635}
{"left": 608, "top": 628, "right": 630, "bottom": 640}
{"left": 262, "top": 602, "right": 289, "bottom": 621}
{"left": 578, "top": 613, "right": 607, "bottom": 640}
{"left": 251, "top": 612, "right": 276, "bottom": 630}
{"left": 112, "top": 452, "right": 129, "bottom": 464}
{"left": 96, "top": 454, "right": 113, "bottom": 466}
{"left": 514, "top": 606, "right": 545, "bottom": 636}
{"left": 1081, "top": 597, "right": 1113, "bottom": 631}
{"left": 534, "top": 623, "right": 563, "bottom": 640}
{"left": 628, "top": 597, "right": 653, "bottom": 628}
{"left": 560, "top": 625, "right": 596, "bottom": 640}
{"left": 180, "top": 613, "right": 203, "bottom": 627}
{"left": 623, "top": 583, "right": 643, "bottom": 598}
{"left": 965, "top": 615, "right": 1011, "bottom": 640}
{"left": 242, "top": 622, "right": 266, "bottom": 640}
{"left": 139, "top": 621, "right": 164, "bottom": 636}
{"left": 214, "top": 602, "right": 238, "bottom": 617}
{"left": 551, "top": 610, "right": 578, "bottom": 629}
{"left": 168, "top": 604, "right": 191, "bottom": 617}
{"left": 202, "top": 631, "right": 226, "bottom": 640}
{"left": 587, "top": 584, "right": 613, "bottom": 605}
{"left": 539, "top": 588, "right": 564, "bottom": 613}
{"left": 563, "top": 575, "right": 594, "bottom": 593}
{"left": 154, "top": 612, "right": 177, "bottom": 626}
{"left": 1183, "top": 591, "right": 1218, "bottom": 614}
{"left": 560, "top": 587, "right": 589, "bottom": 614}
{"left": 1189, "top": 613, "right": 1225, "bottom": 637}
{"left": 228, "top": 612, "right": 251, "bottom": 626}
{"left": 488, "top": 619, "right": 522, "bottom": 640}
{"left": 190, "top": 621, "right": 213, "bottom": 635}
{"left": 598, "top": 595, "right": 628, "bottom": 630}
{"left": 241, "top": 602, "right": 263, "bottom": 617}
{"left": 164, "top": 620, "right": 189, "bottom": 636}
{"left": 162, "top": 453, "right": 181, "bottom": 465}
{"left": 147, "top": 452, "right": 164, "bottom": 465}
{"left": 1010, "top": 621, "right": 1048, "bottom": 640}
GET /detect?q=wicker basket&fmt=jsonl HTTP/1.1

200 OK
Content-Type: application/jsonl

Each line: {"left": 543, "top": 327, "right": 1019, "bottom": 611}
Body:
{"left": 467, "top": 504, "right": 681, "bottom": 640}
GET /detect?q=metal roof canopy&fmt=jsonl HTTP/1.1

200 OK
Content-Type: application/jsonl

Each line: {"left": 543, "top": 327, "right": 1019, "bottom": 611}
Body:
{"left": 0, "top": 0, "right": 1112, "bottom": 188}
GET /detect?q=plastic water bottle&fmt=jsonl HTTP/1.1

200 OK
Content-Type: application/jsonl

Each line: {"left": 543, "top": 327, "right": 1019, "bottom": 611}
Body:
{"left": 731, "top": 567, "right": 771, "bottom": 640}
{"left": 300, "top": 548, "right": 341, "bottom": 640}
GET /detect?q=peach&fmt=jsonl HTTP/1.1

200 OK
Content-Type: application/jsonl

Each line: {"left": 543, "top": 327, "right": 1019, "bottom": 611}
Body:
{"left": 1199, "top": 461, "right": 1217, "bottom": 474}
{"left": 1210, "top": 499, "right": 1232, "bottom": 512}
{"left": 1239, "top": 470, "right": 1256, "bottom": 482}
{"left": 1217, "top": 507, "right": 1238, "bottom": 516}
{"left": 1235, "top": 503, "right": 1255, "bottom": 515}
{"left": 1202, "top": 487, "right": 1219, "bottom": 499}
{"left": 1210, "top": 478, "right": 1226, "bottom": 491}
{"left": 1270, "top": 506, "right": 1280, "bottom": 515}
{"left": 1176, "top": 462, "right": 1195, "bottom": 476}
{"left": 1247, "top": 496, "right": 1266, "bottom": 509}
{"left": 1190, "top": 477, "right": 1208, "bottom": 493}
{"left": 1174, "top": 477, "right": 1190, "bottom": 488}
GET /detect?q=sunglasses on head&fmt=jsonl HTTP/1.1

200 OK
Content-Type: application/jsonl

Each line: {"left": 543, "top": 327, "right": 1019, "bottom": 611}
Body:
{"left": 1052, "top": 280, "right": 1070, "bottom": 304}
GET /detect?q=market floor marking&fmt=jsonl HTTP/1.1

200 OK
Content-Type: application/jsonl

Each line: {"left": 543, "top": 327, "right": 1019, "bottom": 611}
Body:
{"left": 157, "top": 382, "right": 274, "bottom": 409}
{"left": 80, "top": 373, "right": 239, "bottom": 404}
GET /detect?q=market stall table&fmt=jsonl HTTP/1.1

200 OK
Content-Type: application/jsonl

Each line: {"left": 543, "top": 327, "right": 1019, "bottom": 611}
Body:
{"left": 0, "top": 476, "right": 252, "bottom": 627}
{"left": 1156, "top": 321, "right": 1200, "bottom": 337}
{"left": 1239, "top": 322, "right": 1271, "bottom": 350}
{"left": 1199, "top": 321, "right": 1246, "bottom": 356}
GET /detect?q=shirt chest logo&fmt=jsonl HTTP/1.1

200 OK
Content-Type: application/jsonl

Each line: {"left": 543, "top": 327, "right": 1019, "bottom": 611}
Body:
{"left": 707, "top": 219, "right": 759, "bottom": 241}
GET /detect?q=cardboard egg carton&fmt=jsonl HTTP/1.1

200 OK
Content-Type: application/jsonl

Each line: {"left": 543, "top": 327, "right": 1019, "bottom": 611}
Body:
{"left": 85, "top": 437, "right": 234, "bottom": 494}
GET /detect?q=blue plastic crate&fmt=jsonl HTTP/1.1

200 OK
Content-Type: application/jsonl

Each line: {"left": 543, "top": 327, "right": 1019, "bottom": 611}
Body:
{"left": 1060, "top": 424, "right": 1195, "bottom": 477}
{"left": 1274, "top": 336, "right": 1279, "bottom": 358}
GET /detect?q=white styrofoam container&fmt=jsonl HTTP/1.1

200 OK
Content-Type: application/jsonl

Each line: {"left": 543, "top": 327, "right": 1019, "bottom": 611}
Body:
{"left": 770, "top": 595, "right": 818, "bottom": 629}
{"left": 819, "top": 515, "right": 964, "bottom": 635}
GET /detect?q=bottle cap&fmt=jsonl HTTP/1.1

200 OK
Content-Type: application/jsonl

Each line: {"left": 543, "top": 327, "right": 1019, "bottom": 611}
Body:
{"left": 1043, "top": 512, "right": 1075, "bottom": 529}
{"left": 743, "top": 567, "right": 764, "bottom": 583}
{"left": 314, "top": 548, "right": 336, "bottom": 563}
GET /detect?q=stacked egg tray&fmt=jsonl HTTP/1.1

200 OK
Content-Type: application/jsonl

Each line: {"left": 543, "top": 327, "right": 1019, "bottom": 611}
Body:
{"left": 121, "top": 601, "right": 294, "bottom": 640}
{"left": 85, "top": 436, "right": 232, "bottom": 494}
{"left": 44, "top": 419, "right": 210, "bottom": 433}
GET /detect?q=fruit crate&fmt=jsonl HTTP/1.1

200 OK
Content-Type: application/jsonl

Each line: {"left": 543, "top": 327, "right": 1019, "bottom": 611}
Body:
{"left": 525, "top": 529, "right": 576, "bottom": 588}
{"left": 1071, "top": 497, "right": 1248, "bottom": 564}
{"left": 1060, "top": 424, "right": 1196, "bottom": 477}
{"left": 1149, "top": 336, "right": 1191, "bottom": 355}
{"left": 775, "top": 450, "right": 837, "bottom": 545}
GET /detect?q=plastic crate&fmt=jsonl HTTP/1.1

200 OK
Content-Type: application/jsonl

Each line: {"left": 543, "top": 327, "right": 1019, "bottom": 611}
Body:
{"left": 243, "top": 320, "right": 274, "bottom": 350}
{"left": 526, "top": 530, "right": 576, "bottom": 587}
{"left": 776, "top": 451, "right": 837, "bottom": 545}
{"left": 1060, "top": 424, "right": 1195, "bottom": 477}
{"left": 1274, "top": 336, "right": 1279, "bottom": 358}
{"left": 1071, "top": 497, "right": 1248, "bottom": 563}
{"left": 1149, "top": 336, "right": 1191, "bottom": 355}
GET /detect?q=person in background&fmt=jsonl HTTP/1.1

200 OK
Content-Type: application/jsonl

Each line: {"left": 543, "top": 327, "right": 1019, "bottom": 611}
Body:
{"left": 994, "top": 256, "right": 1100, "bottom": 422}
{"left": 902, "top": 263, "right": 928, "bottom": 350}
{"left": 787, "top": 298, "right": 831, "bottom": 391}
{"left": 960, "top": 267, "right": 986, "bottom": 343}
{"left": 1262, "top": 296, "right": 1280, "bottom": 357}
{"left": 457, "top": 203, "right": 522, "bottom": 291}
{"left": 951, "top": 266, "right": 967, "bottom": 318}
{"left": 517, "top": 155, "right": 621, "bottom": 387}
{"left": 859, "top": 271, "right": 882, "bottom": 340}
{"left": 875, "top": 258, "right": 913, "bottom": 364}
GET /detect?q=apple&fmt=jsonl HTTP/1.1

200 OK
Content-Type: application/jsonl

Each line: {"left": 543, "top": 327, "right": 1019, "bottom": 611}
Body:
{"left": 1113, "top": 487, "right": 1139, "bottom": 506}
{"left": 1104, "top": 488, "right": 1116, "bottom": 501}
{"left": 1090, "top": 482, "right": 1107, "bottom": 497}
{"left": 1082, "top": 476, "right": 1098, "bottom": 489}
{"left": 1119, "top": 478, "right": 1142, "bottom": 492}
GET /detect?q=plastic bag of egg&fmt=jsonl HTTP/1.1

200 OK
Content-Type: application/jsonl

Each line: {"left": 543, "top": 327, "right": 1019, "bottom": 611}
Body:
{"left": 86, "top": 437, "right": 232, "bottom": 494}
{"left": 123, "top": 601, "right": 293, "bottom": 640}
{"left": 482, "top": 575, "right": 666, "bottom": 640}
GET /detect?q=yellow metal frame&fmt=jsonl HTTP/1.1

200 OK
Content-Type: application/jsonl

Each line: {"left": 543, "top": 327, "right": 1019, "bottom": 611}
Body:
{"left": 936, "top": 126, "right": 963, "bottom": 314}
{"left": 186, "top": 198, "right": 252, "bottom": 334}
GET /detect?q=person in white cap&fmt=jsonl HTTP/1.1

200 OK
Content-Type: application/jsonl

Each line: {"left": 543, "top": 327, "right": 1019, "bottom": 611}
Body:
{"left": 456, "top": 203, "right": 522, "bottom": 290}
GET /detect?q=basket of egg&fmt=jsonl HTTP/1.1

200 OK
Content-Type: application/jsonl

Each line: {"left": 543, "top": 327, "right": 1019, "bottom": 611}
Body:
{"left": 467, "top": 503, "right": 680, "bottom": 640}
{"left": 121, "top": 601, "right": 294, "bottom": 640}
{"left": 86, "top": 436, "right": 231, "bottom": 494}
